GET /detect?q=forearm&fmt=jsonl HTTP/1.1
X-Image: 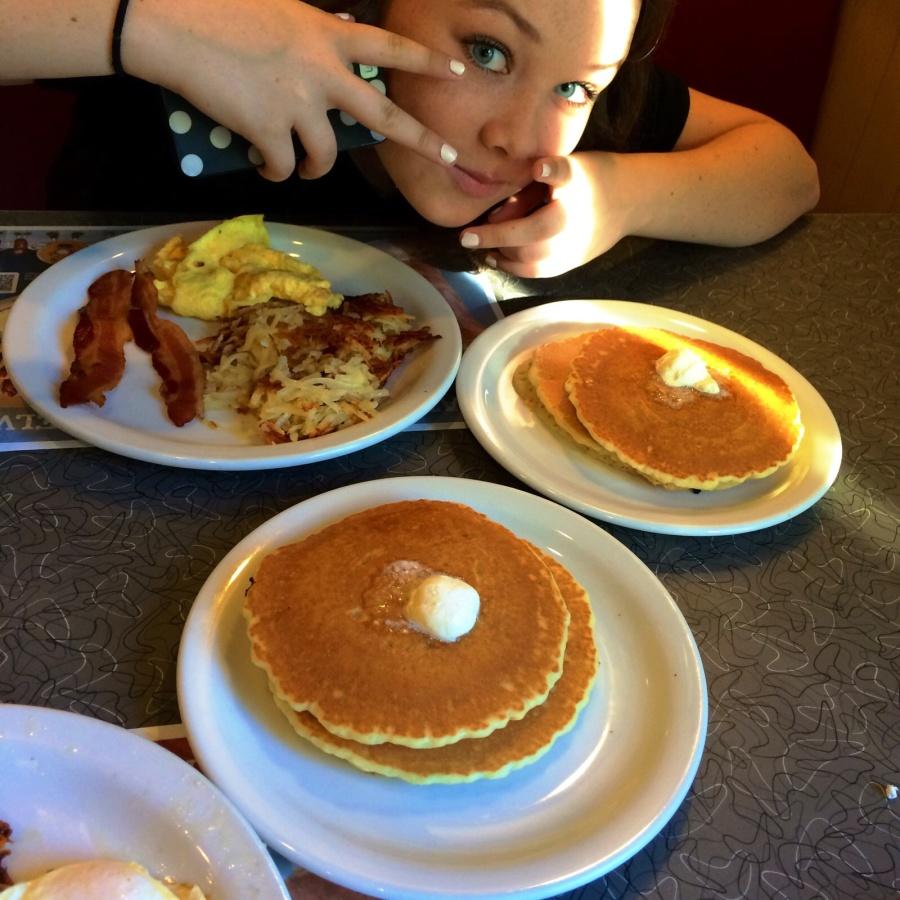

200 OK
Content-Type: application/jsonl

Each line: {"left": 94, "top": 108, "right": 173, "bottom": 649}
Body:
{"left": 603, "top": 119, "right": 820, "bottom": 247}
{"left": 0, "top": 0, "right": 119, "bottom": 79}
{"left": 120, "top": 0, "right": 300, "bottom": 96}
{"left": 0, "top": 0, "right": 290, "bottom": 88}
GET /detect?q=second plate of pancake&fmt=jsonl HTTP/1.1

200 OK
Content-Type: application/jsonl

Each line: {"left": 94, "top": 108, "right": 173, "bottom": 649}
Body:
{"left": 245, "top": 500, "right": 571, "bottom": 750}
{"left": 456, "top": 300, "right": 842, "bottom": 536}
{"left": 177, "top": 476, "right": 707, "bottom": 898}
{"left": 280, "top": 548, "right": 598, "bottom": 783}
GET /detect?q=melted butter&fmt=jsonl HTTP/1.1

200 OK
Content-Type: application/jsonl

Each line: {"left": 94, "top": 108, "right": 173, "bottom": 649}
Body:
{"left": 648, "top": 377, "right": 730, "bottom": 409}
{"left": 357, "top": 560, "right": 437, "bottom": 633}
{"left": 654, "top": 347, "right": 721, "bottom": 394}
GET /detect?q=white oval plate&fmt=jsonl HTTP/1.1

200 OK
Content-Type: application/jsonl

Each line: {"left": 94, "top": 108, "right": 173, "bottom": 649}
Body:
{"left": 2, "top": 222, "right": 462, "bottom": 470}
{"left": 0, "top": 704, "right": 288, "bottom": 898}
{"left": 177, "top": 476, "right": 707, "bottom": 899}
{"left": 456, "top": 300, "right": 842, "bottom": 536}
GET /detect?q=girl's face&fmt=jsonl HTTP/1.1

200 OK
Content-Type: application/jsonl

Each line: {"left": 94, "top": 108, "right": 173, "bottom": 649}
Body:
{"left": 375, "top": 0, "right": 640, "bottom": 227}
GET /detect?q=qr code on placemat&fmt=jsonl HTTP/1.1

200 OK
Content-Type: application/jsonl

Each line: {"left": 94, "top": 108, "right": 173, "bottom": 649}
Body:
{"left": 0, "top": 272, "right": 19, "bottom": 293}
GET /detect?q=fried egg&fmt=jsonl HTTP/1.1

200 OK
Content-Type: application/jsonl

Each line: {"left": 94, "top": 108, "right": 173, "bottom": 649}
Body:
{"left": 0, "top": 859, "right": 206, "bottom": 899}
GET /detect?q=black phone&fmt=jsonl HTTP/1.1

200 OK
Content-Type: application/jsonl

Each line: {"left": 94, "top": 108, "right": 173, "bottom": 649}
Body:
{"left": 161, "top": 63, "right": 386, "bottom": 178}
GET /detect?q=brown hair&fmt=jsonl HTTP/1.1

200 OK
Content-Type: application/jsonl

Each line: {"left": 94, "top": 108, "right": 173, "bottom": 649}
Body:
{"left": 584, "top": 0, "right": 678, "bottom": 150}
{"left": 314, "top": 0, "right": 383, "bottom": 21}
{"left": 321, "top": 0, "right": 677, "bottom": 149}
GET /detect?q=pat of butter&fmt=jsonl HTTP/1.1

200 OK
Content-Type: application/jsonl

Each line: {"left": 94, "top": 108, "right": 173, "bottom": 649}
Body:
{"left": 403, "top": 574, "right": 480, "bottom": 641}
{"left": 655, "top": 348, "right": 720, "bottom": 394}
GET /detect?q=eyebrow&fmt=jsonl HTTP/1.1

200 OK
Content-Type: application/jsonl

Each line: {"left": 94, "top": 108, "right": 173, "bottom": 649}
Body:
{"left": 462, "top": 0, "right": 541, "bottom": 42}
{"left": 461, "top": 0, "right": 625, "bottom": 70}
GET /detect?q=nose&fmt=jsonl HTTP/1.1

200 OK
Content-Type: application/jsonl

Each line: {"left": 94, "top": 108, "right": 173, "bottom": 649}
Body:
{"left": 478, "top": 93, "right": 569, "bottom": 162}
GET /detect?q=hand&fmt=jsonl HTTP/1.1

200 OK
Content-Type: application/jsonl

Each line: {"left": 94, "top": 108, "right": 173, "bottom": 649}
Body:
{"left": 460, "top": 153, "right": 629, "bottom": 278}
{"left": 126, "top": 0, "right": 464, "bottom": 180}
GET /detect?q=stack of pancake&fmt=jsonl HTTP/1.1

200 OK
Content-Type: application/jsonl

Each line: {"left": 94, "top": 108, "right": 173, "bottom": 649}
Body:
{"left": 244, "top": 500, "right": 598, "bottom": 783}
{"left": 514, "top": 326, "right": 804, "bottom": 491}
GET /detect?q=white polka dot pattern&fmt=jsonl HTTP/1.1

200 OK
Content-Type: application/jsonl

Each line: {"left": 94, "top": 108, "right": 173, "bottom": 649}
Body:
{"left": 180, "top": 154, "right": 203, "bottom": 177}
{"left": 162, "top": 62, "right": 385, "bottom": 177}
{"left": 209, "top": 126, "right": 232, "bottom": 149}
{"left": 168, "top": 110, "right": 192, "bottom": 135}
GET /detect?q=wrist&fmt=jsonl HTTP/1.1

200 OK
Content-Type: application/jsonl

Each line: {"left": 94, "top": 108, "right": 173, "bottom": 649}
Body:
{"left": 110, "top": 0, "right": 131, "bottom": 75}
{"left": 116, "top": 0, "right": 183, "bottom": 89}
{"left": 575, "top": 150, "right": 643, "bottom": 246}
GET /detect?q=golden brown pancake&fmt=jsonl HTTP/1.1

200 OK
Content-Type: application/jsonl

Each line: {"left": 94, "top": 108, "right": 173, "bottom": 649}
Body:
{"left": 282, "top": 549, "right": 598, "bottom": 782}
{"left": 566, "top": 327, "right": 804, "bottom": 490}
{"left": 512, "top": 342, "right": 631, "bottom": 472}
{"left": 245, "top": 500, "right": 570, "bottom": 748}
{"left": 528, "top": 334, "right": 596, "bottom": 448}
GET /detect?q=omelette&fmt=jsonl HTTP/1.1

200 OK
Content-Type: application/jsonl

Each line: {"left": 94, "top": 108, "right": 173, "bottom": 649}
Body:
{"left": 149, "top": 214, "right": 342, "bottom": 320}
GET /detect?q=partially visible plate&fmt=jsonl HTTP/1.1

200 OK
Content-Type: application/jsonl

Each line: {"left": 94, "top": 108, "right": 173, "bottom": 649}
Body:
{"left": 177, "top": 476, "right": 707, "bottom": 899}
{"left": 36, "top": 238, "right": 86, "bottom": 266}
{"left": 2, "top": 222, "right": 462, "bottom": 470}
{"left": 456, "top": 300, "right": 842, "bottom": 536}
{"left": 0, "top": 704, "right": 288, "bottom": 898}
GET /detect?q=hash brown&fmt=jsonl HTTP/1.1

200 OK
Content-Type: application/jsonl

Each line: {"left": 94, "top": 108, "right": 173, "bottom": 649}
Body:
{"left": 199, "top": 293, "right": 438, "bottom": 442}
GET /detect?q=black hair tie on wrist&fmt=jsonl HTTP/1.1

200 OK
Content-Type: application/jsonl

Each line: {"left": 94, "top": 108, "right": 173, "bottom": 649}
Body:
{"left": 111, "top": 0, "right": 132, "bottom": 76}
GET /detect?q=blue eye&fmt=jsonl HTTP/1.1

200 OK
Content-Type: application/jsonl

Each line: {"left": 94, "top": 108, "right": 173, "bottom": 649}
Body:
{"left": 556, "top": 82, "right": 593, "bottom": 105}
{"left": 467, "top": 39, "right": 509, "bottom": 74}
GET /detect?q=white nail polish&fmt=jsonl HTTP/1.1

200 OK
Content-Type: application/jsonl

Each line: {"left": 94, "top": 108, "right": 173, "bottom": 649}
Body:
{"left": 485, "top": 255, "right": 497, "bottom": 268}
{"left": 540, "top": 162, "right": 551, "bottom": 178}
{"left": 450, "top": 59, "right": 466, "bottom": 76}
{"left": 441, "top": 144, "right": 458, "bottom": 165}
{"left": 460, "top": 232, "right": 479, "bottom": 249}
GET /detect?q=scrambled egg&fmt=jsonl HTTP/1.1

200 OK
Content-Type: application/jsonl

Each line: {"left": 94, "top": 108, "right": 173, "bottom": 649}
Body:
{"left": 150, "top": 214, "right": 342, "bottom": 320}
{"left": 0, "top": 859, "right": 206, "bottom": 899}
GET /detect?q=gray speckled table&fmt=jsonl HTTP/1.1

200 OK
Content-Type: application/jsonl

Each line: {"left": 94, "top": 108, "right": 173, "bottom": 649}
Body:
{"left": 0, "top": 213, "right": 898, "bottom": 899}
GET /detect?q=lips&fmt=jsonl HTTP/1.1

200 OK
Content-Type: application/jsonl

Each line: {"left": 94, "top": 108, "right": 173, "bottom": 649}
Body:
{"left": 448, "top": 164, "right": 509, "bottom": 200}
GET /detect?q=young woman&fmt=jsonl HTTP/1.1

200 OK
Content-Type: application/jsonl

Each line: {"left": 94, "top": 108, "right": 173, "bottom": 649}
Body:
{"left": 1, "top": 0, "right": 819, "bottom": 277}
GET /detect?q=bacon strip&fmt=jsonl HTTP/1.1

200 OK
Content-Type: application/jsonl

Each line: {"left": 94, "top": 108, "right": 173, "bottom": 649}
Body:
{"left": 59, "top": 269, "right": 133, "bottom": 408}
{"left": 0, "top": 818, "right": 11, "bottom": 886}
{"left": 129, "top": 269, "right": 205, "bottom": 426}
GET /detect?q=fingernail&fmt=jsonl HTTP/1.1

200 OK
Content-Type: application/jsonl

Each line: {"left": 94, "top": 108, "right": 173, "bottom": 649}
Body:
{"left": 540, "top": 162, "right": 551, "bottom": 178}
{"left": 335, "top": 11, "right": 354, "bottom": 19}
{"left": 460, "top": 232, "right": 480, "bottom": 249}
{"left": 485, "top": 254, "right": 497, "bottom": 268}
{"left": 440, "top": 143, "right": 458, "bottom": 165}
{"left": 449, "top": 59, "right": 466, "bottom": 76}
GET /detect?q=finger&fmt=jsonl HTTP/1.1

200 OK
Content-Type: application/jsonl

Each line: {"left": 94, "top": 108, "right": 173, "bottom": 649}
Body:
{"left": 496, "top": 242, "right": 548, "bottom": 264}
{"left": 486, "top": 197, "right": 519, "bottom": 224}
{"left": 481, "top": 241, "right": 549, "bottom": 272}
{"left": 343, "top": 23, "right": 467, "bottom": 79}
{"left": 533, "top": 155, "right": 575, "bottom": 187}
{"left": 487, "top": 182, "right": 549, "bottom": 223}
{"left": 487, "top": 249, "right": 558, "bottom": 280}
{"left": 294, "top": 117, "right": 339, "bottom": 180}
{"left": 338, "top": 73, "right": 458, "bottom": 167}
{"left": 461, "top": 201, "right": 565, "bottom": 251}
{"left": 252, "top": 129, "right": 300, "bottom": 182}
{"left": 497, "top": 260, "right": 549, "bottom": 278}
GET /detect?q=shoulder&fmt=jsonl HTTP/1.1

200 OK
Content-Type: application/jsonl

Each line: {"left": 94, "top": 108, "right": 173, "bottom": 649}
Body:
{"left": 624, "top": 65, "right": 690, "bottom": 152}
